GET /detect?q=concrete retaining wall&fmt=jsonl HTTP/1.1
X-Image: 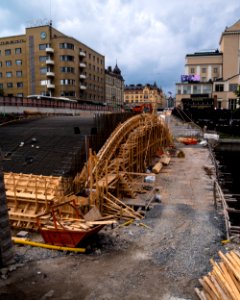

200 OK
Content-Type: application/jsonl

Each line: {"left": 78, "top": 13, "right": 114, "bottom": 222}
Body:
{"left": 0, "top": 157, "right": 13, "bottom": 267}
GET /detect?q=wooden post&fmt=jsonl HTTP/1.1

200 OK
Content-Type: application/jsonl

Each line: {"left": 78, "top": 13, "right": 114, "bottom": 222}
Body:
{"left": 213, "top": 180, "right": 217, "bottom": 209}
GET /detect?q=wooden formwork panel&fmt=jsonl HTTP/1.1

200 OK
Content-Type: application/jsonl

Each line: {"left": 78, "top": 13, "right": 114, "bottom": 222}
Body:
{"left": 4, "top": 172, "right": 73, "bottom": 229}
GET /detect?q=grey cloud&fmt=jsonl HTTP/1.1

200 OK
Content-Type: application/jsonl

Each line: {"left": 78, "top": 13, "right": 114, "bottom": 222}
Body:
{"left": 1, "top": 0, "right": 240, "bottom": 94}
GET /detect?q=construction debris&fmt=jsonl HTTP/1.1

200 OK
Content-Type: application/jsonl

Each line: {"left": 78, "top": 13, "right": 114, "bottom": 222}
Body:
{"left": 195, "top": 250, "right": 240, "bottom": 300}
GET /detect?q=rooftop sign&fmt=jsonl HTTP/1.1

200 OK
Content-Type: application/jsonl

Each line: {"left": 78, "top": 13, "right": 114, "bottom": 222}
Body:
{"left": 181, "top": 75, "right": 200, "bottom": 82}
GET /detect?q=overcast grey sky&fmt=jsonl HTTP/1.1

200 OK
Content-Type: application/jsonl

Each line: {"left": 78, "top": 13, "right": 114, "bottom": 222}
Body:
{"left": 1, "top": 0, "right": 240, "bottom": 94}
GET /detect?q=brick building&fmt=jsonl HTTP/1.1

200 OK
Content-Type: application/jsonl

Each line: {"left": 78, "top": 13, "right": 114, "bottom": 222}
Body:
{"left": 0, "top": 22, "right": 105, "bottom": 103}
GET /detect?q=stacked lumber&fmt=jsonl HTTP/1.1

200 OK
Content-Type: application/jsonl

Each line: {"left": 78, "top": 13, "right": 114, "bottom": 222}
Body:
{"left": 4, "top": 172, "right": 71, "bottom": 228}
{"left": 41, "top": 215, "right": 117, "bottom": 231}
{"left": 195, "top": 250, "right": 240, "bottom": 300}
{"left": 38, "top": 202, "right": 117, "bottom": 232}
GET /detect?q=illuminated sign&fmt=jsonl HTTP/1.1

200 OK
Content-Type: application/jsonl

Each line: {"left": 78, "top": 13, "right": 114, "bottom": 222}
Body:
{"left": 181, "top": 75, "right": 200, "bottom": 82}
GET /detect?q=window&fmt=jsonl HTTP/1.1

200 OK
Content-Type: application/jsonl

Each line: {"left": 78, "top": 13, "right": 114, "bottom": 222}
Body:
{"left": 61, "top": 91, "right": 76, "bottom": 97}
{"left": 16, "top": 93, "right": 23, "bottom": 97}
{"left": 40, "top": 67, "right": 47, "bottom": 74}
{"left": 7, "top": 82, "right": 13, "bottom": 88}
{"left": 60, "top": 67, "right": 74, "bottom": 73}
{"left": 60, "top": 79, "right": 75, "bottom": 85}
{"left": 202, "top": 68, "right": 206, "bottom": 73}
{"left": 202, "top": 85, "right": 212, "bottom": 93}
{"left": 40, "top": 80, "right": 47, "bottom": 86}
{"left": 229, "top": 99, "right": 237, "bottom": 110}
{"left": 6, "top": 72, "right": 12, "bottom": 78}
{"left": 39, "top": 44, "right": 47, "bottom": 50}
{"left": 193, "top": 85, "right": 201, "bottom": 94}
{"left": 15, "top": 59, "right": 22, "bottom": 65}
{"left": 0, "top": 62, "right": 2, "bottom": 67}
{"left": 190, "top": 68, "right": 195, "bottom": 73}
{"left": 201, "top": 77, "right": 206, "bottom": 82}
{"left": 0, "top": 72, "right": 2, "bottom": 78}
{"left": 5, "top": 49, "right": 11, "bottom": 56}
{"left": 215, "top": 84, "right": 224, "bottom": 92}
{"left": 17, "top": 82, "right": 23, "bottom": 88}
{"left": 183, "top": 85, "right": 191, "bottom": 94}
{"left": 0, "top": 83, "right": 3, "bottom": 89}
{"left": 15, "top": 48, "right": 21, "bottom": 54}
{"left": 229, "top": 84, "right": 238, "bottom": 92}
{"left": 213, "top": 67, "right": 218, "bottom": 73}
{"left": 60, "top": 55, "right": 74, "bottom": 61}
{"left": 59, "top": 43, "right": 74, "bottom": 50}
{"left": 16, "top": 71, "right": 22, "bottom": 77}
{"left": 39, "top": 56, "right": 47, "bottom": 62}
{"left": 6, "top": 60, "right": 12, "bottom": 67}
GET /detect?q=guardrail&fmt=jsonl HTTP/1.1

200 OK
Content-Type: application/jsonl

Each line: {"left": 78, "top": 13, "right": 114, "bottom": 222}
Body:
{"left": 0, "top": 96, "right": 113, "bottom": 112}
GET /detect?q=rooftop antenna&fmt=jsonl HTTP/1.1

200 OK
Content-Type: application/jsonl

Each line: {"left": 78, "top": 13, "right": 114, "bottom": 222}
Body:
{"left": 49, "top": 0, "right": 52, "bottom": 26}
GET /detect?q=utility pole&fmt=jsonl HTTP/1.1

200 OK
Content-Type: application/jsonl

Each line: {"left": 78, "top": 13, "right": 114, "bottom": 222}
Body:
{"left": 0, "top": 154, "right": 13, "bottom": 267}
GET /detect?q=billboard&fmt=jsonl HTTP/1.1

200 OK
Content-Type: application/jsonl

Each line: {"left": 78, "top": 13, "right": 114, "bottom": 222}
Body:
{"left": 181, "top": 75, "right": 200, "bottom": 82}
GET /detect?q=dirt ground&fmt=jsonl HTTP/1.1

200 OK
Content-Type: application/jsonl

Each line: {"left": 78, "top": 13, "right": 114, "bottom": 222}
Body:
{"left": 1, "top": 142, "right": 232, "bottom": 300}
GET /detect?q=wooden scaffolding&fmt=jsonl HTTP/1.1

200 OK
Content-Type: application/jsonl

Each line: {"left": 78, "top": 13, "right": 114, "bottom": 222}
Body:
{"left": 4, "top": 113, "right": 173, "bottom": 228}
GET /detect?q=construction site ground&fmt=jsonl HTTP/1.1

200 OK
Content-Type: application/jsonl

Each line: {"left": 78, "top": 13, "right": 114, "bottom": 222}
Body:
{"left": 0, "top": 116, "right": 231, "bottom": 300}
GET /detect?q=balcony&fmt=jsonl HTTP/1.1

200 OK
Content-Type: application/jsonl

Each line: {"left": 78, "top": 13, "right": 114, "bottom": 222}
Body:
{"left": 79, "top": 63, "right": 86, "bottom": 68}
{"left": 80, "top": 74, "right": 86, "bottom": 79}
{"left": 46, "top": 47, "right": 54, "bottom": 53}
{"left": 46, "top": 59, "right": 54, "bottom": 65}
{"left": 46, "top": 71, "right": 55, "bottom": 77}
{"left": 47, "top": 83, "right": 55, "bottom": 89}
{"left": 80, "top": 85, "right": 87, "bottom": 90}
{"left": 79, "top": 51, "right": 86, "bottom": 57}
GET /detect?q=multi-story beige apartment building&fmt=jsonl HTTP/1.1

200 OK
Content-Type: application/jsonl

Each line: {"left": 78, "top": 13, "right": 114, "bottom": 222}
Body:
{"left": 124, "top": 83, "right": 164, "bottom": 109}
{"left": 0, "top": 22, "right": 105, "bottom": 102}
{"left": 105, "top": 64, "right": 124, "bottom": 110}
{"left": 176, "top": 19, "right": 240, "bottom": 110}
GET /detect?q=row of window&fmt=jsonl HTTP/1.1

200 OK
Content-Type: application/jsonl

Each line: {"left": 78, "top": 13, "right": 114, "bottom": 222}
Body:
{"left": 177, "top": 83, "right": 238, "bottom": 94}
{"left": 0, "top": 58, "right": 103, "bottom": 75}
{"left": 0, "top": 48, "right": 22, "bottom": 56}
{"left": 0, "top": 82, "right": 23, "bottom": 89}
{"left": 1, "top": 43, "right": 103, "bottom": 63}
{"left": 0, "top": 59, "right": 22, "bottom": 67}
{"left": 0, "top": 71, "right": 22, "bottom": 78}
{"left": 39, "top": 79, "right": 103, "bottom": 90}
{"left": 190, "top": 67, "right": 219, "bottom": 74}
{"left": 58, "top": 44, "right": 102, "bottom": 63}
{"left": 39, "top": 44, "right": 103, "bottom": 64}
{"left": 214, "top": 83, "right": 237, "bottom": 92}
